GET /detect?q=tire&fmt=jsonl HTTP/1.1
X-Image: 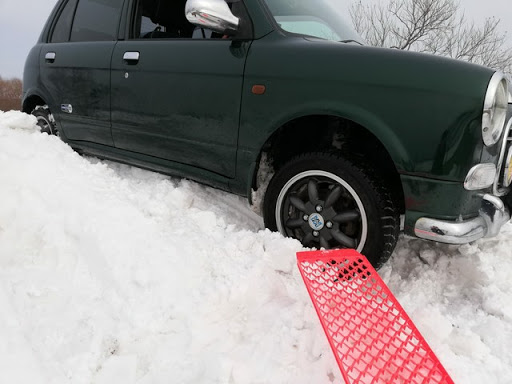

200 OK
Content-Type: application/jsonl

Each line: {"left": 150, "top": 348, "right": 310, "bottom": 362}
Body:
{"left": 32, "top": 105, "right": 57, "bottom": 135}
{"left": 263, "top": 152, "right": 400, "bottom": 268}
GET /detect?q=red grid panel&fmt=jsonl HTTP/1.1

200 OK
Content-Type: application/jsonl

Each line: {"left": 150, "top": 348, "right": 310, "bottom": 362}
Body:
{"left": 297, "top": 249, "right": 454, "bottom": 384}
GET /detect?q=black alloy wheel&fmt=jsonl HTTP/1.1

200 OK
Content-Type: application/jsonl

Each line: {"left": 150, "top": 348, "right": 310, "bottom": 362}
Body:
{"left": 263, "top": 152, "right": 400, "bottom": 268}
{"left": 276, "top": 170, "right": 367, "bottom": 251}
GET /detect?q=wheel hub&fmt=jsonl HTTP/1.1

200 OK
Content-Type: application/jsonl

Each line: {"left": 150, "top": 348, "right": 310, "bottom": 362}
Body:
{"left": 308, "top": 213, "right": 325, "bottom": 231}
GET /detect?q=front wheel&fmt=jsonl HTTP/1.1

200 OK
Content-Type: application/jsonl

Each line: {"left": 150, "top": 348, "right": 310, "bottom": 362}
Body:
{"left": 263, "top": 153, "right": 400, "bottom": 268}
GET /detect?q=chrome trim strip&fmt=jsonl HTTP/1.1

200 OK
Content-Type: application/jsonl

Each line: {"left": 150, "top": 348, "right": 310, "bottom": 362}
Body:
{"left": 508, "top": 77, "right": 512, "bottom": 102}
{"left": 493, "top": 117, "right": 512, "bottom": 196}
{"left": 414, "top": 194, "right": 510, "bottom": 244}
{"left": 504, "top": 146, "right": 512, "bottom": 188}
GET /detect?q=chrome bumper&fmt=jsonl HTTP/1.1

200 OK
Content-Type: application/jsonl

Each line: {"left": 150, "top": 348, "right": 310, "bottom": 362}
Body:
{"left": 414, "top": 194, "right": 511, "bottom": 244}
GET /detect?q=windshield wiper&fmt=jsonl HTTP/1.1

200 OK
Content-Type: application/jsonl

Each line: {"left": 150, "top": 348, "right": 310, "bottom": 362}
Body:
{"left": 339, "top": 39, "right": 363, "bottom": 46}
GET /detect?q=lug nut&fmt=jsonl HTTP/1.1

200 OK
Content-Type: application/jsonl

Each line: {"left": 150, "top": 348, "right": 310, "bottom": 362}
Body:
{"left": 303, "top": 214, "right": 309, "bottom": 221}
{"left": 313, "top": 231, "right": 319, "bottom": 237}
{"left": 326, "top": 221, "right": 333, "bottom": 229}
{"left": 316, "top": 205, "right": 323, "bottom": 212}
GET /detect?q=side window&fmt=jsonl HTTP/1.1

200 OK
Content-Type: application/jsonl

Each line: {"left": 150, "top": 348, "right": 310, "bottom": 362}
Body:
{"left": 140, "top": 16, "right": 166, "bottom": 37}
{"left": 132, "top": 0, "right": 195, "bottom": 39}
{"left": 131, "top": 0, "right": 251, "bottom": 40}
{"left": 70, "top": 0, "right": 124, "bottom": 42}
{"left": 50, "top": 0, "right": 79, "bottom": 43}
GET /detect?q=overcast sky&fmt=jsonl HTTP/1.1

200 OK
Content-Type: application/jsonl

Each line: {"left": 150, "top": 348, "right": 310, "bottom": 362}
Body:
{"left": 0, "top": 0, "right": 511, "bottom": 79}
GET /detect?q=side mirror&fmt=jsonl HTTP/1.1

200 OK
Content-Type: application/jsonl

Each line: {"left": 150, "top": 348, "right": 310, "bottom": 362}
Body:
{"left": 185, "top": 0, "right": 239, "bottom": 35}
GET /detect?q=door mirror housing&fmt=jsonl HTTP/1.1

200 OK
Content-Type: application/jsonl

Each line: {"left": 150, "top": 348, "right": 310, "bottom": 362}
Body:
{"left": 185, "top": 0, "right": 239, "bottom": 35}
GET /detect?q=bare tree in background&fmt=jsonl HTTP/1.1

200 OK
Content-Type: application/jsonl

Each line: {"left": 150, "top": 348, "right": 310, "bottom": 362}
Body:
{"left": 350, "top": 0, "right": 512, "bottom": 73}
{"left": 0, "top": 75, "right": 22, "bottom": 111}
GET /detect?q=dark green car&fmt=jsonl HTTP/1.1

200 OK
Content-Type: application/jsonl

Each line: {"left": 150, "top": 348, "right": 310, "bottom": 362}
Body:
{"left": 23, "top": 0, "right": 512, "bottom": 267}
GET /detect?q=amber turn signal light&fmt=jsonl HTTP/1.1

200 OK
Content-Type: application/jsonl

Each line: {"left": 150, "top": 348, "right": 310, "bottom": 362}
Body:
{"left": 252, "top": 85, "right": 266, "bottom": 95}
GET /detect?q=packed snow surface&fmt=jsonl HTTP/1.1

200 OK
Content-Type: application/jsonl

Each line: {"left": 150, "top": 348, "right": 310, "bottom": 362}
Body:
{"left": 0, "top": 110, "right": 511, "bottom": 384}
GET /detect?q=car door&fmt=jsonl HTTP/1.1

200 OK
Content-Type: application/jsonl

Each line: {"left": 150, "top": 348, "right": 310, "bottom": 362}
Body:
{"left": 39, "top": 0, "right": 125, "bottom": 146}
{"left": 110, "top": 0, "right": 251, "bottom": 178}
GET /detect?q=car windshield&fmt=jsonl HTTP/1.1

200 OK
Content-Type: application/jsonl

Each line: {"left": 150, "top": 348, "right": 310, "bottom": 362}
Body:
{"left": 263, "top": 0, "right": 364, "bottom": 44}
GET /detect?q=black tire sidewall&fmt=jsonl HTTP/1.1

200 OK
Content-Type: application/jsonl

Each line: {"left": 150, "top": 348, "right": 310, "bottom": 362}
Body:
{"left": 32, "top": 107, "right": 56, "bottom": 135}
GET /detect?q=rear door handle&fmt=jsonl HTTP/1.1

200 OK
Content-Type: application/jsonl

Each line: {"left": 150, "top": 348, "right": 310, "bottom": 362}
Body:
{"left": 123, "top": 51, "right": 140, "bottom": 64}
{"left": 45, "top": 52, "right": 56, "bottom": 63}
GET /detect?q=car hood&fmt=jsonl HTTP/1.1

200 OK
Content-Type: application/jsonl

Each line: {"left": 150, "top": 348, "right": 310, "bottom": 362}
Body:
{"left": 308, "top": 39, "right": 495, "bottom": 100}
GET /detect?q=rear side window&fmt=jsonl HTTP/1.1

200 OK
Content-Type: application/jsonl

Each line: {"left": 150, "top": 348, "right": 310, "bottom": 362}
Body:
{"left": 70, "top": 0, "right": 124, "bottom": 42}
{"left": 50, "top": 0, "right": 79, "bottom": 43}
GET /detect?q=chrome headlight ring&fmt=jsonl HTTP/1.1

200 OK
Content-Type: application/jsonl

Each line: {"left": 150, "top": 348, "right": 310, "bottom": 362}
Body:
{"left": 504, "top": 146, "right": 512, "bottom": 188}
{"left": 482, "top": 72, "right": 509, "bottom": 147}
{"left": 508, "top": 76, "right": 512, "bottom": 103}
{"left": 492, "top": 117, "right": 512, "bottom": 196}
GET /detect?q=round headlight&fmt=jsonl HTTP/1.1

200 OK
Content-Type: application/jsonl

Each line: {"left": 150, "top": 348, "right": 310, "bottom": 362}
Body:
{"left": 482, "top": 72, "right": 508, "bottom": 146}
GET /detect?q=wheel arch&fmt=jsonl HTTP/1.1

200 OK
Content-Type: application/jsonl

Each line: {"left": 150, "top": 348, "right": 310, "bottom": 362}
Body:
{"left": 250, "top": 112, "right": 406, "bottom": 214}
{"left": 22, "top": 93, "right": 47, "bottom": 114}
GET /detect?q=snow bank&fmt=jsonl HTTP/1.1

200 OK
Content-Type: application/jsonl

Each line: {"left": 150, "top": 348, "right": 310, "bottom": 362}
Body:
{"left": 0, "top": 110, "right": 38, "bottom": 131}
{"left": 0, "top": 111, "right": 511, "bottom": 383}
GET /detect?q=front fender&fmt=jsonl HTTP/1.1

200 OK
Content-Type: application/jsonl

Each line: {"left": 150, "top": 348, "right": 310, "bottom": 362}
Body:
{"left": 240, "top": 33, "right": 492, "bottom": 183}
{"left": 251, "top": 101, "right": 411, "bottom": 173}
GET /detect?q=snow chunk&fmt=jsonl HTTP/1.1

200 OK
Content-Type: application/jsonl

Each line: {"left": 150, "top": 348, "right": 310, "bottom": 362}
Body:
{"left": 0, "top": 110, "right": 38, "bottom": 131}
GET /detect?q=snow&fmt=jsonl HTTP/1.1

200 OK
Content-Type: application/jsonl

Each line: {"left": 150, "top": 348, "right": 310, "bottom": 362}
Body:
{"left": 0, "top": 110, "right": 511, "bottom": 383}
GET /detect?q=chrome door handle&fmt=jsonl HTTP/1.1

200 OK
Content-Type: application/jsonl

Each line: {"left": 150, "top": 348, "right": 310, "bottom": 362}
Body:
{"left": 45, "top": 52, "right": 56, "bottom": 63}
{"left": 123, "top": 52, "right": 140, "bottom": 63}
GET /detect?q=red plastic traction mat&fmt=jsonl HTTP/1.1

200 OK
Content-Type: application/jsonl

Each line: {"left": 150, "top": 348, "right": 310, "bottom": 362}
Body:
{"left": 297, "top": 249, "right": 454, "bottom": 384}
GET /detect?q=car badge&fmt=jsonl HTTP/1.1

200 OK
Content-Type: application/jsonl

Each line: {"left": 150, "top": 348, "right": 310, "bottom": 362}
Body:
{"left": 61, "top": 104, "right": 73, "bottom": 114}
